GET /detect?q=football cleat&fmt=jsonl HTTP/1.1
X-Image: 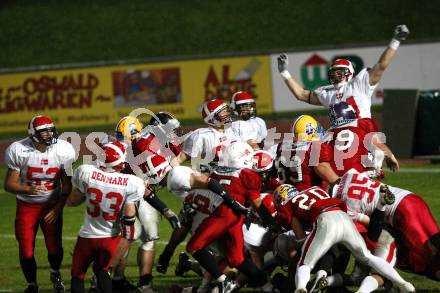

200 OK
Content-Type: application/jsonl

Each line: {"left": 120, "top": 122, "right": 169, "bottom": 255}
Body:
{"left": 50, "top": 271, "right": 65, "bottom": 293}
{"left": 112, "top": 276, "right": 138, "bottom": 292}
{"left": 137, "top": 283, "right": 158, "bottom": 293}
{"left": 24, "top": 284, "right": 39, "bottom": 293}
{"left": 379, "top": 184, "right": 395, "bottom": 205}
{"left": 175, "top": 252, "right": 192, "bottom": 277}
{"left": 156, "top": 250, "right": 172, "bottom": 274}
{"left": 218, "top": 278, "right": 238, "bottom": 293}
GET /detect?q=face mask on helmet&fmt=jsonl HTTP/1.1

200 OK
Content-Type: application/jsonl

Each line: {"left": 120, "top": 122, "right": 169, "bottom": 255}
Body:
{"left": 149, "top": 111, "right": 183, "bottom": 144}
{"left": 292, "top": 115, "right": 324, "bottom": 142}
{"left": 231, "top": 91, "right": 256, "bottom": 121}
{"left": 328, "top": 102, "right": 358, "bottom": 128}
{"left": 115, "top": 116, "right": 143, "bottom": 142}
{"left": 273, "top": 184, "right": 298, "bottom": 207}
{"left": 328, "top": 59, "right": 354, "bottom": 88}
{"left": 98, "top": 141, "right": 127, "bottom": 173}
{"left": 28, "top": 115, "right": 59, "bottom": 146}
{"left": 220, "top": 142, "right": 254, "bottom": 169}
{"left": 202, "top": 99, "right": 232, "bottom": 127}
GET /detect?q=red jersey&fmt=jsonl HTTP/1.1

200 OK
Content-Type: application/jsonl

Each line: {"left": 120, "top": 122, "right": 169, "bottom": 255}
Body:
{"left": 275, "top": 141, "right": 333, "bottom": 191}
{"left": 210, "top": 167, "right": 261, "bottom": 205}
{"left": 327, "top": 120, "right": 371, "bottom": 176}
{"left": 277, "top": 186, "right": 347, "bottom": 230}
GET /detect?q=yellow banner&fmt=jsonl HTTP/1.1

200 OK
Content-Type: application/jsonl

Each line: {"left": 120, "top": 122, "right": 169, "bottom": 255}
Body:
{"left": 0, "top": 55, "right": 273, "bottom": 133}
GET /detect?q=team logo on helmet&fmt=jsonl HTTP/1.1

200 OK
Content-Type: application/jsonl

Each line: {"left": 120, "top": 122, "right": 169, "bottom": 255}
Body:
{"left": 99, "top": 141, "right": 127, "bottom": 172}
{"left": 220, "top": 142, "right": 254, "bottom": 169}
{"left": 273, "top": 184, "right": 298, "bottom": 206}
{"left": 144, "top": 154, "right": 172, "bottom": 185}
{"left": 115, "top": 116, "right": 143, "bottom": 142}
{"left": 292, "top": 115, "right": 324, "bottom": 142}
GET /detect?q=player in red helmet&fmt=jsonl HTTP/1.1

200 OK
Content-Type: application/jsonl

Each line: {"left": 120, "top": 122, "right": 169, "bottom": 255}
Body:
{"left": 173, "top": 99, "right": 239, "bottom": 170}
{"left": 277, "top": 24, "right": 410, "bottom": 161}
{"left": 67, "top": 141, "right": 144, "bottom": 293}
{"left": 230, "top": 91, "right": 267, "bottom": 149}
{"left": 4, "top": 115, "right": 76, "bottom": 293}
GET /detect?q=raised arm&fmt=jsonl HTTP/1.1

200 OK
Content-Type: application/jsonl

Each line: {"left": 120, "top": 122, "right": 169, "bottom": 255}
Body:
{"left": 369, "top": 25, "right": 410, "bottom": 86}
{"left": 277, "top": 53, "right": 322, "bottom": 105}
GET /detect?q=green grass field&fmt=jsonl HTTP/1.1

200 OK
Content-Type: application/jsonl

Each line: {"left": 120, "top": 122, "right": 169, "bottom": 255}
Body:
{"left": 0, "top": 164, "right": 439, "bottom": 292}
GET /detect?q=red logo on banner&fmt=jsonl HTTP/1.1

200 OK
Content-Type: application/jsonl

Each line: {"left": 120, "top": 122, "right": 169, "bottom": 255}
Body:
{"left": 204, "top": 61, "right": 260, "bottom": 101}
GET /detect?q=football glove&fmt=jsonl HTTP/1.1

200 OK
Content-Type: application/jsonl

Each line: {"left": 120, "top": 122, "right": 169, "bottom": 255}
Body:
{"left": 163, "top": 208, "right": 181, "bottom": 229}
{"left": 393, "top": 24, "right": 410, "bottom": 41}
{"left": 277, "top": 53, "right": 289, "bottom": 73}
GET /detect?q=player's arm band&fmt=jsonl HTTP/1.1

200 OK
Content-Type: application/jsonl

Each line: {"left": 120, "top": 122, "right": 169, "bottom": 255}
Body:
{"left": 207, "top": 178, "right": 236, "bottom": 206}
{"left": 144, "top": 192, "right": 168, "bottom": 215}
{"left": 121, "top": 215, "right": 136, "bottom": 240}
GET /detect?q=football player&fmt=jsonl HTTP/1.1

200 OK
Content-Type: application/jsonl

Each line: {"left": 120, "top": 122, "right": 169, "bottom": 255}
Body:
{"left": 186, "top": 142, "right": 274, "bottom": 293}
{"left": 334, "top": 169, "right": 440, "bottom": 280}
{"left": 273, "top": 115, "right": 339, "bottom": 191}
{"left": 113, "top": 114, "right": 181, "bottom": 293}
{"left": 326, "top": 101, "right": 399, "bottom": 176}
{"left": 172, "top": 99, "right": 240, "bottom": 171}
{"left": 273, "top": 184, "right": 415, "bottom": 293}
{"left": 4, "top": 115, "right": 76, "bottom": 293}
{"left": 230, "top": 91, "right": 267, "bottom": 149}
{"left": 67, "top": 141, "right": 144, "bottom": 293}
{"left": 277, "top": 25, "right": 410, "bottom": 132}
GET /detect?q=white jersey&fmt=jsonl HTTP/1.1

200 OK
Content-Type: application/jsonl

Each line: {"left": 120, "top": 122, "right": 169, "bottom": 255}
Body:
{"left": 314, "top": 68, "right": 377, "bottom": 118}
{"left": 231, "top": 117, "right": 267, "bottom": 144}
{"left": 182, "top": 126, "right": 240, "bottom": 170}
{"left": 335, "top": 169, "right": 411, "bottom": 224}
{"left": 72, "top": 164, "right": 145, "bottom": 238}
{"left": 5, "top": 137, "right": 76, "bottom": 203}
{"left": 166, "top": 165, "right": 223, "bottom": 233}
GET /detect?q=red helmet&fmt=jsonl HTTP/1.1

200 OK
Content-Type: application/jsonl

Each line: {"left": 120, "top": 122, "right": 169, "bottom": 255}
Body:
{"left": 202, "top": 99, "right": 232, "bottom": 127}
{"left": 99, "top": 141, "right": 127, "bottom": 172}
{"left": 252, "top": 149, "right": 274, "bottom": 172}
{"left": 28, "top": 115, "right": 58, "bottom": 145}
{"left": 231, "top": 91, "right": 256, "bottom": 120}
{"left": 328, "top": 59, "right": 354, "bottom": 88}
{"left": 144, "top": 154, "right": 172, "bottom": 185}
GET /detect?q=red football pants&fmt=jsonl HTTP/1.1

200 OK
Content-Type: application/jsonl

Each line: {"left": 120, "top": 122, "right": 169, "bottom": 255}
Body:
{"left": 15, "top": 199, "right": 63, "bottom": 259}
{"left": 186, "top": 205, "right": 245, "bottom": 267}
{"left": 71, "top": 236, "right": 121, "bottom": 279}
{"left": 393, "top": 193, "right": 440, "bottom": 273}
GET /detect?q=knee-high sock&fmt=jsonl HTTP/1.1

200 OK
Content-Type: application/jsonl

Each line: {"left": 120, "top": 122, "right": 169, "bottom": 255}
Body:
{"left": 20, "top": 256, "right": 37, "bottom": 284}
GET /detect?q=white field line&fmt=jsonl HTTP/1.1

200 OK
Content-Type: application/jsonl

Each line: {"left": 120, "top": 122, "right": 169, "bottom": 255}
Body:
{"left": 397, "top": 168, "right": 440, "bottom": 173}
{"left": 0, "top": 234, "right": 186, "bottom": 246}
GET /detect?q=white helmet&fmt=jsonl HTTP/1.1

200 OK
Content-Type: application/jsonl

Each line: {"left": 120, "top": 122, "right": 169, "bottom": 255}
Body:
{"left": 220, "top": 142, "right": 254, "bottom": 169}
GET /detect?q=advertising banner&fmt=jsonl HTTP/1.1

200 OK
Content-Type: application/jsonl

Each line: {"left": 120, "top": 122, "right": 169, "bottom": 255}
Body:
{"left": 0, "top": 55, "right": 273, "bottom": 133}
{"left": 271, "top": 42, "right": 440, "bottom": 112}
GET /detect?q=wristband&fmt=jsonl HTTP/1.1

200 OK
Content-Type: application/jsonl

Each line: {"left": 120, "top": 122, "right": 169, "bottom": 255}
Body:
{"left": 280, "top": 70, "right": 292, "bottom": 80}
{"left": 389, "top": 38, "right": 400, "bottom": 50}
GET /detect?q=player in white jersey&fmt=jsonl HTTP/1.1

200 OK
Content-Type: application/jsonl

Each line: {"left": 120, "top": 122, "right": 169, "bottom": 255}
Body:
{"left": 230, "top": 91, "right": 267, "bottom": 149}
{"left": 67, "top": 141, "right": 145, "bottom": 293}
{"left": 277, "top": 25, "right": 409, "bottom": 124}
{"left": 172, "top": 99, "right": 240, "bottom": 171}
{"left": 4, "top": 115, "right": 76, "bottom": 293}
{"left": 334, "top": 168, "right": 440, "bottom": 279}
